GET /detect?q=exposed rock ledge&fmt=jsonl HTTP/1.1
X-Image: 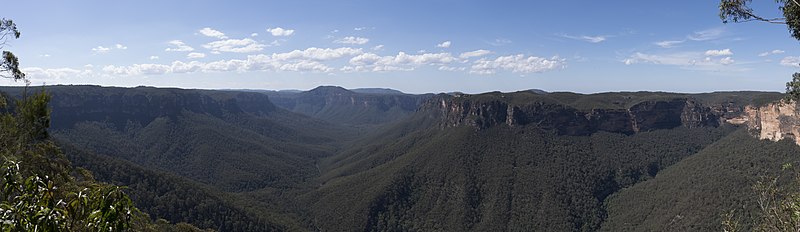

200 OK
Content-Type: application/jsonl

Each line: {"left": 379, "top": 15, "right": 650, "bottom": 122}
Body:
{"left": 421, "top": 96, "right": 722, "bottom": 136}
{"left": 729, "top": 100, "right": 800, "bottom": 146}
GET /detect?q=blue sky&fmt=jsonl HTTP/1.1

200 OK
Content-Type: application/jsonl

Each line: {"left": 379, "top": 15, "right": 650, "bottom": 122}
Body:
{"left": 1, "top": 0, "right": 799, "bottom": 94}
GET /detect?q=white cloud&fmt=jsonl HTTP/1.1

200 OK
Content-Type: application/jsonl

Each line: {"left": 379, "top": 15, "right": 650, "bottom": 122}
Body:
{"left": 459, "top": 50, "right": 492, "bottom": 59}
{"left": 438, "top": 66, "right": 466, "bottom": 72}
{"left": 655, "top": 40, "right": 684, "bottom": 48}
{"left": 98, "top": 47, "right": 366, "bottom": 76}
{"left": 334, "top": 36, "right": 369, "bottom": 45}
{"left": 271, "top": 47, "right": 363, "bottom": 61}
{"left": 719, "top": 57, "right": 735, "bottom": 65}
{"left": 704, "top": 49, "right": 733, "bottom": 56}
{"left": 40, "top": 54, "right": 51, "bottom": 58}
{"left": 187, "top": 52, "right": 206, "bottom": 59}
{"left": 103, "top": 63, "right": 172, "bottom": 76}
{"left": 781, "top": 56, "right": 800, "bottom": 67}
{"left": 149, "top": 56, "right": 160, "bottom": 60}
{"left": 92, "top": 43, "right": 128, "bottom": 53}
{"left": 437, "top": 41, "right": 451, "bottom": 48}
{"left": 622, "top": 51, "right": 745, "bottom": 71}
{"left": 199, "top": 27, "right": 228, "bottom": 39}
{"left": 688, "top": 28, "right": 724, "bottom": 41}
{"left": 561, "top": 34, "right": 607, "bottom": 43}
{"left": 91, "top": 46, "right": 111, "bottom": 53}
{"left": 488, "top": 38, "right": 512, "bottom": 46}
{"left": 22, "top": 67, "right": 94, "bottom": 81}
{"left": 759, "top": 49, "right": 785, "bottom": 57}
{"left": 267, "top": 27, "right": 295, "bottom": 36}
{"left": 346, "top": 52, "right": 456, "bottom": 72}
{"left": 251, "top": 33, "right": 259, "bottom": 37}
{"left": 101, "top": 54, "right": 340, "bottom": 76}
{"left": 165, "top": 40, "right": 194, "bottom": 52}
{"left": 354, "top": 27, "right": 366, "bottom": 31}
{"left": 203, "top": 38, "right": 265, "bottom": 53}
{"left": 372, "top": 45, "right": 384, "bottom": 51}
{"left": 268, "top": 40, "right": 283, "bottom": 47}
{"left": 470, "top": 54, "right": 565, "bottom": 75}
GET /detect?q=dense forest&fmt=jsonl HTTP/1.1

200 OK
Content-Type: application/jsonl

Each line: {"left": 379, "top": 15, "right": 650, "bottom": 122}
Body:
{"left": 1, "top": 85, "right": 793, "bottom": 231}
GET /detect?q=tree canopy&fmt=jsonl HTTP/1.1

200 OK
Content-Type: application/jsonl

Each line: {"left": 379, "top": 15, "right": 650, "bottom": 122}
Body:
{"left": 0, "top": 19, "right": 24, "bottom": 81}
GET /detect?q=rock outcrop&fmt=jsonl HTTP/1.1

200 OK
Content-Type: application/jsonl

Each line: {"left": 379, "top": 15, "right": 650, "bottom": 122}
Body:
{"left": 732, "top": 100, "right": 800, "bottom": 145}
{"left": 422, "top": 95, "right": 724, "bottom": 135}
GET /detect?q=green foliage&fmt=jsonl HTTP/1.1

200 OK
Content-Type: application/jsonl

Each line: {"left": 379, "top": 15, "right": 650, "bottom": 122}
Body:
{"left": 0, "top": 160, "right": 136, "bottom": 231}
{"left": 719, "top": 0, "right": 800, "bottom": 39}
{"left": 0, "top": 89, "right": 211, "bottom": 231}
{"left": 786, "top": 73, "right": 800, "bottom": 102}
{"left": 722, "top": 165, "right": 800, "bottom": 232}
{"left": 602, "top": 129, "right": 800, "bottom": 231}
{"left": 719, "top": 1, "right": 800, "bottom": 101}
{"left": 0, "top": 19, "right": 24, "bottom": 81}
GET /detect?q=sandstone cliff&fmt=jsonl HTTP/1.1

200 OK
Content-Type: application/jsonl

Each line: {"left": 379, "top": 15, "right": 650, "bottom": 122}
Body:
{"left": 732, "top": 100, "right": 800, "bottom": 145}
{"left": 421, "top": 94, "right": 723, "bottom": 135}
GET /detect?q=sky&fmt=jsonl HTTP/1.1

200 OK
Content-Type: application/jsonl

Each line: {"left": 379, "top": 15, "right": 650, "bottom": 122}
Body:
{"left": 1, "top": 0, "right": 799, "bottom": 94}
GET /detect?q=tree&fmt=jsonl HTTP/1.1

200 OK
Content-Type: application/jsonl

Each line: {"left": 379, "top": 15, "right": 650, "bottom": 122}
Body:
{"left": 0, "top": 18, "right": 24, "bottom": 82}
{"left": 720, "top": 0, "right": 800, "bottom": 101}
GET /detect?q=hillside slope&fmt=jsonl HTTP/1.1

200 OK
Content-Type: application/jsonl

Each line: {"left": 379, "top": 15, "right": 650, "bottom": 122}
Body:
{"left": 264, "top": 86, "right": 432, "bottom": 125}
{"left": 601, "top": 129, "right": 800, "bottom": 231}
{"left": 306, "top": 90, "right": 757, "bottom": 231}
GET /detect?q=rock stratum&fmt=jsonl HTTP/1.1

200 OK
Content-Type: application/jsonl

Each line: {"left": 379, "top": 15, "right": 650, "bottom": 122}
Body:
{"left": 733, "top": 99, "right": 800, "bottom": 146}
{"left": 421, "top": 92, "right": 738, "bottom": 135}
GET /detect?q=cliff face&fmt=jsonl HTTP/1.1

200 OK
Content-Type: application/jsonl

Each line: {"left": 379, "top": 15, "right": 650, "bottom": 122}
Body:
{"left": 733, "top": 100, "right": 800, "bottom": 145}
{"left": 422, "top": 95, "right": 723, "bottom": 135}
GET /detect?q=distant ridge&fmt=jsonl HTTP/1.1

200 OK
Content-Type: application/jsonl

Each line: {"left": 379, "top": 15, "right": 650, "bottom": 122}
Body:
{"left": 351, "top": 88, "right": 405, "bottom": 95}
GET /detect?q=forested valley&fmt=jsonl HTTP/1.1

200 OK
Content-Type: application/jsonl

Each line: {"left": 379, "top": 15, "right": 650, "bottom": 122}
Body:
{"left": 2, "top": 85, "right": 796, "bottom": 231}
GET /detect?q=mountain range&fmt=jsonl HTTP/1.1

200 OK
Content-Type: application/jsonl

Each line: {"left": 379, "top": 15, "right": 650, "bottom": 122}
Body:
{"left": 0, "top": 85, "right": 795, "bottom": 231}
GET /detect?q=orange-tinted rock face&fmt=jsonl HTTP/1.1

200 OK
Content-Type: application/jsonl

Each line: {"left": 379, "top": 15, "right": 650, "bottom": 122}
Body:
{"left": 738, "top": 100, "right": 800, "bottom": 146}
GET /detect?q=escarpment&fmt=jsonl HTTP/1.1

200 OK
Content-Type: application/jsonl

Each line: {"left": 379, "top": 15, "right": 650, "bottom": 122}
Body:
{"left": 733, "top": 100, "right": 800, "bottom": 146}
{"left": 421, "top": 94, "right": 727, "bottom": 135}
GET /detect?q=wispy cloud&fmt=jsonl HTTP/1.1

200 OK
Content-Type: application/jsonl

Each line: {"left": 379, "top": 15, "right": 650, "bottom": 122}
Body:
{"left": 687, "top": 28, "right": 725, "bottom": 41}
{"left": 654, "top": 40, "right": 685, "bottom": 48}
{"left": 187, "top": 52, "right": 206, "bottom": 59}
{"left": 704, "top": 49, "right": 733, "bottom": 57}
{"left": 203, "top": 38, "right": 265, "bottom": 53}
{"left": 436, "top": 41, "right": 451, "bottom": 48}
{"left": 781, "top": 56, "right": 800, "bottom": 67}
{"left": 560, "top": 34, "right": 607, "bottom": 43}
{"left": 622, "top": 51, "right": 743, "bottom": 72}
{"left": 199, "top": 27, "right": 228, "bottom": 39}
{"left": 165, "top": 40, "right": 194, "bottom": 52}
{"left": 459, "top": 50, "right": 492, "bottom": 59}
{"left": 488, "top": 38, "right": 512, "bottom": 46}
{"left": 334, "top": 36, "right": 369, "bottom": 45}
{"left": 92, "top": 44, "right": 127, "bottom": 54}
{"left": 759, "top": 49, "right": 785, "bottom": 57}
{"left": 91, "top": 46, "right": 110, "bottom": 53}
